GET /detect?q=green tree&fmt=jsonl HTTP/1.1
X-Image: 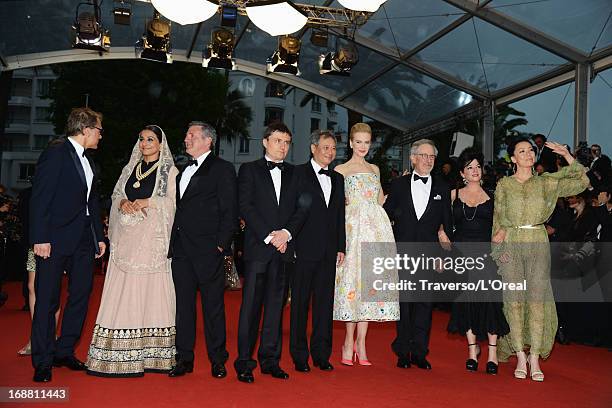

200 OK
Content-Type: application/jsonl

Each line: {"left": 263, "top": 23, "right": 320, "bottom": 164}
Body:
{"left": 213, "top": 88, "right": 252, "bottom": 156}
{"left": 49, "top": 60, "right": 251, "bottom": 195}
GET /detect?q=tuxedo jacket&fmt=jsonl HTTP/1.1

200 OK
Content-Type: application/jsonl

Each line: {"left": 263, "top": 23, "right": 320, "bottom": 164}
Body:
{"left": 383, "top": 174, "right": 452, "bottom": 243}
{"left": 29, "top": 139, "right": 104, "bottom": 255}
{"left": 168, "top": 154, "right": 238, "bottom": 262}
{"left": 292, "top": 163, "right": 345, "bottom": 262}
{"left": 238, "top": 158, "right": 306, "bottom": 263}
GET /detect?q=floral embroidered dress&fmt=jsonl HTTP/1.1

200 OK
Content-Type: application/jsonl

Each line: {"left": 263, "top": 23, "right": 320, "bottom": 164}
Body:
{"left": 86, "top": 129, "right": 177, "bottom": 377}
{"left": 333, "top": 173, "right": 400, "bottom": 322}
{"left": 492, "top": 160, "right": 589, "bottom": 361}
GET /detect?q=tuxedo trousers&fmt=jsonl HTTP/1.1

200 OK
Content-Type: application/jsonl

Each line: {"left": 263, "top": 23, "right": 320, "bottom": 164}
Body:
{"left": 171, "top": 236, "right": 228, "bottom": 365}
{"left": 234, "top": 256, "right": 288, "bottom": 372}
{"left": 31, "top": 218, "right": 95, "bottom": 368}
{"left": 392, "top": 301, "right": 433, "bottom": 359}
{"left": 289, "top": 256, "right": 335, "bottom": 365}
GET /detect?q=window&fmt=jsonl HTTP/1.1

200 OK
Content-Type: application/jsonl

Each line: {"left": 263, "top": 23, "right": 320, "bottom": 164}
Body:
{"left": 37, "top": 79, "right": 52, "bottom": 98}
{"left": 10, "top": 78, "right": 32, "bottom": 97}
{"left": 239, "top": 135, "right": 250, "bottom": 153}
{"left": 311, "top": 96, "right": 321, "bottom": 112}
{"left": 7, "top": 106, "right": 30, "bottom": 124}
{"left": 34, "top": 135, "right": 52, "bottom": 150}
{"left": 265, "top": 81, "right": 285, "bottom": 98}
{"left": 264, "top": 107, "right": 284, "bottom": 126}
{"left": 327, "top": 101, "right": 336, "bottom": 112}
{"left": 34, "top": 107, "right": 51, "bottom": 123}
{"left": 19, "top": 163, "right": 36, "bottom": 181}
{"left": 310, "top": 118, "right": 320, "bottom": 134}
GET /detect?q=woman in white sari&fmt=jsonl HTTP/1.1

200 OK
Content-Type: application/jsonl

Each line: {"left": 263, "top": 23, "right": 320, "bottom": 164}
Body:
{"left": 86, "top": 125, "right": 178, "bottom": 377}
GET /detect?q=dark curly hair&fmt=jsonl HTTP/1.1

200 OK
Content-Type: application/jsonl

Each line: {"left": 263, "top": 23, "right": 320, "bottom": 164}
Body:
{"left": 507, "top": 137, "right": 534, "bottom": 157}
{"left": 457, "top": 148, "right": 484, "bottom": 171}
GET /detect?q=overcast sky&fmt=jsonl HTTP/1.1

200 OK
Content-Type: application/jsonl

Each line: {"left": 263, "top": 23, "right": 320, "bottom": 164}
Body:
{"left": 510, "top": 68, "right": 612, "bottom": 154}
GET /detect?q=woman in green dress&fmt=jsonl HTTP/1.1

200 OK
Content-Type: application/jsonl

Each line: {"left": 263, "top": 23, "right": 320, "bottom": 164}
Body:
{"left": 492, "top": 138, "right": 588, "bottom": 382}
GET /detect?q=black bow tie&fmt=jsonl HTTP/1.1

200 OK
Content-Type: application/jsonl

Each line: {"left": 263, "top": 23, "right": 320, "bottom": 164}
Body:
{"left": 318, "top": 168, "right": 333, "bottom": 177}
{"left": 186, "top": 158, "right": 198, "bottom": 167}
{"left": 413, "top": 174, "right": 429, "bottom": 184}
{"left": 267, "top": 161, "right": 284, "bottom": 171}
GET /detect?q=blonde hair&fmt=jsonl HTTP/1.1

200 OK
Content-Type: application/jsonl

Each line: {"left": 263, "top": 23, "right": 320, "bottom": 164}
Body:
{"left": 349, "top": 122, "right": 371, "bottom": 141}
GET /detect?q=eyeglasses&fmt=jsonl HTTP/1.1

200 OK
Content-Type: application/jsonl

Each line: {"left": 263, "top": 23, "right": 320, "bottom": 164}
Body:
{"left": 414, "top": 153, "right": 437, "bottom": 160}
{"left": 88, "top": 126, "right": 104, "bottom": 135}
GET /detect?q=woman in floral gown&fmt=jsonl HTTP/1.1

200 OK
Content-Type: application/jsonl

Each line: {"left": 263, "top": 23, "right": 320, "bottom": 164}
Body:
{"left": 492, "top": 138, "right": 588, "bottom": 381}
{"left": 333, "top": 123, "right": 399, "bottom": 366}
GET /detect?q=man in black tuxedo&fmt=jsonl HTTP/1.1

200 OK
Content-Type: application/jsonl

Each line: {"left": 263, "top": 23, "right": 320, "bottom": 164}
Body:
{"left": 533, "top": 134, "right": 556, "bottom": 173}
{"left": 383, "top": 139, "right": 452, "bottom": 370}
{"left": 290, "top": 130, "right": 345, "bottom": 373}
{"left": 29, "top": 107, "right": 106, "bottom": 382}
{"left": 234, "top": 123, "right": 305, "bottom": 383}
{"left": 168, "top": 121, "right": 237, "bottom": 379}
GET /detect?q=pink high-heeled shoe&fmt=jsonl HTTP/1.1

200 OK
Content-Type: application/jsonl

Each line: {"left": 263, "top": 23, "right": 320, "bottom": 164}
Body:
{"left": 340, "top": 345, "right": 354, "bottom": 366}
{"left": 353, "top": 345, "right": 372, "bottom": 366}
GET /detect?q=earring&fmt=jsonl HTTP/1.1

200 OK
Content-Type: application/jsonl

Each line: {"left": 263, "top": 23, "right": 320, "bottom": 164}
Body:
{"left": 463, "top": 178, "right": 468, "bottom": 185}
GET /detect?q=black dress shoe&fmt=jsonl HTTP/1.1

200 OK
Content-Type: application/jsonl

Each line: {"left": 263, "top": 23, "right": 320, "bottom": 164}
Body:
{"left": 237, "top": 370, "right": 255, "bottom": 383}
{"left": 486, "top": 361, "right": 498, "bottom": 375}
{"left": 168, "top": 361, "right": 194, "bottom": 377}
{"left": 33, "top": 366, "right": 52, "bottom": 382}
{"left": 396, "top": 357, "right": 411, "bottom": 369}
{"left": 410, "top": 356, "right": 432, "bottom": 370}
{"left": 261, "top": 366, "right": 289, "bottom": 379}
{"left": 313, "top": 361, "right": 334, "bottom": 371}
{"left": 211, "top": 363, "right": 227, "bottom": 378}
{"left": 53, "top": 356, "right": 86, "bottom": 371}
{"left": 294, "top": 362, "right": 311, "bottom": 372}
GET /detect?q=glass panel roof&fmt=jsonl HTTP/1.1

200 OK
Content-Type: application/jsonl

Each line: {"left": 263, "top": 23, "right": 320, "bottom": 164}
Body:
{"left": 415, "top": 17, "right": 568, "bottom": 93}
{"left": 347, "top": 64, "right": 472, "bottom": 126}
{"left": 341, "top": 0, "right": 467, "bottom": 54}
{"left": 487, "top": 0, "right": 612, "bottom": 53}
{"left": 0, "top": 0, "right": 610, "bottom": 131}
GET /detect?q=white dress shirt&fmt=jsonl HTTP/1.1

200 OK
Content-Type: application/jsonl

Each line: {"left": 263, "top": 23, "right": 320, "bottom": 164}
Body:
{"left": 180, "top": 151, "right": 211, "bottom": 198}
{"left": 266, "top": 155, "right": 282, "bottom": 205}
{"left": 310, "top": 158, "right": 331, "bottom": 207}
{"left": 263, "top": 155, "right": 291, "bottom": 244}
{"left": 411, "top": 171, "right": 431, "bottom": 220}
{"left": 68, "top": 137, "right": 93, "bottom": 215}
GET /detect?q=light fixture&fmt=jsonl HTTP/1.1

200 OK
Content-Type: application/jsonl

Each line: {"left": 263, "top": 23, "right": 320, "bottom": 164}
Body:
{"left": 221, "top": 5, "right": 238, "bottom": 28}
{"left": 266, "top": 35, "right": 301, "bottom": 75}
{"left": 246, "top": 1, "right": 308, "bottom": 36}
{"left": 319, "top": 41, "right": 358, "bottom": 76}
{"left": 338, "top": 0, "right": 388, "bottom": 12}
{"left": 310, "top": 30, "right": 328, "bottom": 48}
{"left": 136, "top": 12, "right": 172, "bottom": 63}
{"left": 113, "top": 1, "right": 131, "bottom": 25}
{"left": 151, "top": 0, "right": 218, "bottom": 26}
{"left": 203, "top": 28, "right": 235, "bottom": 70}
{"left": 72, "top": 1, "right": 110, "bottom": 52}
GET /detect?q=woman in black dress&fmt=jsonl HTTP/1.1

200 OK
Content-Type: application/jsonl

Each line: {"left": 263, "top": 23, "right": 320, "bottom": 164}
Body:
{"left": 445, "top": 149, "right": 510, "bottom": 374}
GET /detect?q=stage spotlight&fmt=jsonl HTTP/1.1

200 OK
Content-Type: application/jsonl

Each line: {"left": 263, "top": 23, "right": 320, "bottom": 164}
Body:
{"left": 310, "top": 30, "right": 328, "bottom": 48}
{"left": 266, "top": 35, "right": 301, "bottom": 75}
{"left": 113, "top": 1, "right": 132, "bottom": 26}
{"left": 72, "top": 1, "right": 110, "bottom": 52}
{"left": 319, "top": 42, "right": 358, "bottom": 76}
{"left": 221, "top": 5, "right": 238, "bottom": 28}
{"left": 136, "top": 12, "right": 172, "bottom": 64}
{"left": 203, "top": 28, "right": 235, "bottom": 70}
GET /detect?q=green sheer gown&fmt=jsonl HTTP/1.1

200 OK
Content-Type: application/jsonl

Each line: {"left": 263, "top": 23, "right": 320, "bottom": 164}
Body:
{"left": 492, "top": 160, "right": 589, "bottom": 361}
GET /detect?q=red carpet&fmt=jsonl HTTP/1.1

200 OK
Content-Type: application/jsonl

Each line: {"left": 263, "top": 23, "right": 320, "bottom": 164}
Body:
{"left": 1, "top": 276, "right": 611, "bottom": 408}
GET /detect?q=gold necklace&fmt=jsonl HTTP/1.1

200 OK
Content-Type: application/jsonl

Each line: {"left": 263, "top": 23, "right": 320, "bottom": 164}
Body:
{"left": 133, "top": 160, "right": 160, "bottom": 188}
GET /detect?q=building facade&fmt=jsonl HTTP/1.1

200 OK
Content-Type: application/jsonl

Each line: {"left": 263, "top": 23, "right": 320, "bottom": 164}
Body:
{"left": 1, "top": 66, "right": 57, "bottom": 195}
{"left": 218, "top": 72, "right": 348, "bottom": 167}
